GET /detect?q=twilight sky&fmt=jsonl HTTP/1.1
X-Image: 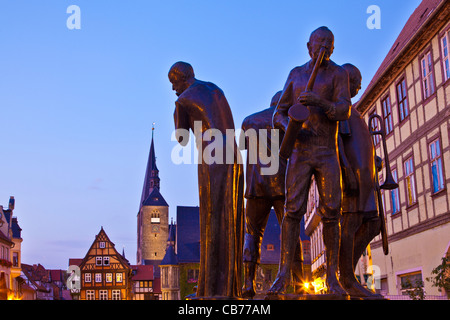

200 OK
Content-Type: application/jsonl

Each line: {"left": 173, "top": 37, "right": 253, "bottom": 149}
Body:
{"left": 0, "top": 0, "right": 422, "bottom": 269}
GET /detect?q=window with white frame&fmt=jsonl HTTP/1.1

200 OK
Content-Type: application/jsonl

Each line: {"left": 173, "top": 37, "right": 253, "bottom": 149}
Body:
{"left": 441, "top": 30, "right": 450, "bottom": 82}
{"left": 116, "top": 272, "right": 123, "bottom": 283}
{"left": 99, "top": 290, "right": 108, "bottom": 300}
{"left": 396, "top": 78, "right": 409, "bottom": 122}
{"left": 86, "top": 290, "right": 95, "bottom": 300}
{"left": 404, "top": 157, "right": 417, "bottom": 206}
{"left": 429, "top": 138, "right": 445, "bottom": 193}
{"left": 421, "top": 51, "right": 435, "bottom": 99}
{"left": 99, "top": 241, "right": 106, "bottom": 249}
{"left": 382, "top": 96, "right": 393, "bottom": 135}
{"left": 390, "top": 169, "right": 400, "bottom": 214}
{"left": 103, "top": 256, "right": 110, "bottom": 266}
{"left": 85, "top": 273, "right": 91, "bottom": 283}
{"left": 400, "top": 271, "right": 423, "bottom": 295}
{"left": 95, "top": 273, "right": 102, "bottom": 283}
{"left": 96, "top": 256, "right": 102, "bottom": 266}
{"left": 112, "top": 290, "right": 121, "bottom": 300}
{"left": 106, "top": 273, "right": 113, "bottom": 283}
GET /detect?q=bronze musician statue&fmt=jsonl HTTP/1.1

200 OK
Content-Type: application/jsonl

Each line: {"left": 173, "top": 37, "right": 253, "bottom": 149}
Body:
{"left": 268, "top": 27, "right": 351, "bottom": 299}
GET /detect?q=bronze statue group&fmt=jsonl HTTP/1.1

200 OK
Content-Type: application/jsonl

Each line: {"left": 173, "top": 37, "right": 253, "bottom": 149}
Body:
{"left": 169, "top": 26, "right": 387, "bottom": 300}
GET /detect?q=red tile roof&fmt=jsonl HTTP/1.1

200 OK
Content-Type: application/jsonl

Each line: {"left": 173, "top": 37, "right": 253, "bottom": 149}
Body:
{"left": 68, "top": 258, "right": 83, "bottom": 267}
{"left": 131, "top": 265, "right": 154, "bottom": 281}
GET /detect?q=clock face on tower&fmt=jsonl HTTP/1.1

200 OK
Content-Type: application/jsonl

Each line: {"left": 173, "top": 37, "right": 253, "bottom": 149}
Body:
{"left": 151, "top": 224, "right": 160, "bottom": 233}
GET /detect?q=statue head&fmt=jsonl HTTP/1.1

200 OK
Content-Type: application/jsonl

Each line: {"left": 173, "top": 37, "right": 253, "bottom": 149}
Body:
{"left": 307, "top": 26, "right": 335, "bottom": 64}
{"left": 342, "top": 63, "right": 362, "bottom": 98}
{"left": 168, "top": 61, "right": 195, "bottom": 96}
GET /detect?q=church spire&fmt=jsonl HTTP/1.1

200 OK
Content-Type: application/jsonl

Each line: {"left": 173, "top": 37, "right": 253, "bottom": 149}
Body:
{"left": 140, "top": 123, "right": 161, "bottom": 208}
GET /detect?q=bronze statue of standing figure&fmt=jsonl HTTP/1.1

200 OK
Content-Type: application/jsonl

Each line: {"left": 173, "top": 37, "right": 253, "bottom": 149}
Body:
{"left": 240, "top": 91, "right": 304, "bottom": 298}
{"left": 269, "top": 26, "right": 351, "bottom": 299}
{"left": 169, "top": 61, "right": 244, "bottom": 299}
{"left": 338, "top": 63, "right": 386, "bottom": 300}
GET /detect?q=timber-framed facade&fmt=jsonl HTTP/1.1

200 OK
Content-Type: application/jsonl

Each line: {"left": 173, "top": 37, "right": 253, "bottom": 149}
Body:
{"left": 79, "top": 227, "right": 132, "bottom": 300}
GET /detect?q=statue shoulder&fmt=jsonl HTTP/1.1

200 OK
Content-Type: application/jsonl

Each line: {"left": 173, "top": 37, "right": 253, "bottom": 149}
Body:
{"left": 288, "top": 65, "right": 307, "bottom": 78}
{"left": 242, "top": 107, "right": 274, "bottom": 130}
{"left": 329, "top": 60, "right": 348, "bottom": 79}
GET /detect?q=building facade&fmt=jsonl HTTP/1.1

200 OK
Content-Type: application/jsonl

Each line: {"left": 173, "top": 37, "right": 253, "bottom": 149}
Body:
{"left": 0, "top": 196, "right": 24, "bottom": 300}
{"left": 357, "top": 0, "right": 450, "bottom": 298}
{"left": 131, "top": 264, "right": 161, "bottom": 300}
{"left": 305, "top": 0, "right": 450, "bottom": 299}
{"left": 78, "top": 227, "right": 132, "bottom": 300}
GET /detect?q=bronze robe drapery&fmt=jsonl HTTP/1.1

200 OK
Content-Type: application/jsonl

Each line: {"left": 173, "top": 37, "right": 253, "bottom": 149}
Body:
{"left": 174, "top": 79, "right": 244, "bottom": 299}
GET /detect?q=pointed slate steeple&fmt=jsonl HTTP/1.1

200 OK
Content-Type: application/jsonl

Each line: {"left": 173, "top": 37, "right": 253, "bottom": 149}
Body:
{"left": 140, "top": 124, "right": 164, "bottom": 209}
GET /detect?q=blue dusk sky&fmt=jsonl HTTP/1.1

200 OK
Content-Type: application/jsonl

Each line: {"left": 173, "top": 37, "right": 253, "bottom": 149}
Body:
{"left": 0, "top": 0, "right": 421, "bottom": 269}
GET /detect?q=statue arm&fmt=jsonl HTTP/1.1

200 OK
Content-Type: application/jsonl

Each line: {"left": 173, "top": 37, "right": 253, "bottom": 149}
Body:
{"left": 298, "top": 69, "right": 351, "bottom": 121}
{"left": 325, "top": 70, "right": 352, "bottom": 121}
{"left": 273, "top": 77, "right": 294, "bottom": 133}
{"left": 174, "top": 100, "right": 191, "bottom": 146}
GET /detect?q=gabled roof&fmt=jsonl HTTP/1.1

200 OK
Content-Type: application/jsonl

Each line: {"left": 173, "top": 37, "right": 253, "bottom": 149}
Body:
{"left": 131, "top": 264, "right": 154, "bottom": 281}
{"left": 48, "top": 269, "right": 66, "bottom": 283}
{"left": 142, "top": 187, "right": 169, "bottom": 207}
{"left": 79, "top": 227, "right": 130, "bottom": 270}
{"left": 68, "top": 258, "right": 83, "bottom": 267}
{"left": 358, "top": 0, "right": 448, "bottom": 113}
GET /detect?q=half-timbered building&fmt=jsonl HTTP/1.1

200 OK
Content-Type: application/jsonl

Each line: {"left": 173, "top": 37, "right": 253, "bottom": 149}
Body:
{"left": 79, "top": 227, "right": 132, "bottom": 300}
{"left": 305, "top": 0, "right": 450, "bottom": 299}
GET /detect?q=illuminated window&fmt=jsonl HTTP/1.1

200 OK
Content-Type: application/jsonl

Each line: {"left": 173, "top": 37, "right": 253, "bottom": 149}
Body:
{"left": 86, "top": 290, "right": 95, "bottom": 300}
{"left": 151, "top": 210, "right": 161, "bottom": 224}
{"left": 421, "top": 51, "right": 435, "bottom": 99}
{"left": 112, "top": 290, "right": 121, "bottom": 300}
{"left": 116, "top": 273, "right": 123, "bottom": 283}
{"left": 99, "top": 290, "right": 108, "bottom": 300}
{"left": 106, "top": 273, "right": 112, "bottom": 283}
{"left": 12, "top": 252, "right": 19, "bottom": 267}
{"left": 390, "top": 169, "right": 400, "bottom": 214}
{"left": 404, "top": 157, "right": 417, "bottom": 206}
{"left": 429, "top": 138, "right": 445, "bottom": 193}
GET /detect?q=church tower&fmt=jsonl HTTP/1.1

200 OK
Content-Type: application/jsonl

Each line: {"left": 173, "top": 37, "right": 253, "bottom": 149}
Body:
{"left": 137, "top": 126, "right": 169, "bottom": 267}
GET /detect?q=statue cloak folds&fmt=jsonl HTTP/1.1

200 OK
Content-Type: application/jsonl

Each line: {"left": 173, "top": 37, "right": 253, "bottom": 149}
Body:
{"left": 173, "top": 79, "right": 244, "bottom": 299}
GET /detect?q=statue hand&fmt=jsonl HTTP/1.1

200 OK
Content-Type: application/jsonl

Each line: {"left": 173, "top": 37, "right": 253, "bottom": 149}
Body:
{"left": 298, "top": 91, "right": 321, "bottom": 107}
